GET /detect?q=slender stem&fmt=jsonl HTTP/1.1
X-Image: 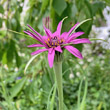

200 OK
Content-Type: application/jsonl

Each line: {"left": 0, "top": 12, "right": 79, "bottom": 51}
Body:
{"left": 53, "top": 61, "right": 63, "bottom": 110}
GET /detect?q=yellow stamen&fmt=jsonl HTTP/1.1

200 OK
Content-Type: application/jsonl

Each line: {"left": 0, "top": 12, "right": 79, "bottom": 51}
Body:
{"left": 45, "top": 40, "right": 51, "bottom": 47}
{"left": 47, "top": 42, "right": 49, "bottom": 45}
{"left": 61, "top": 39, "right": 64, "bottom": 43}
{"left": 45, "top": 40, "right": 47, "bottom": 43}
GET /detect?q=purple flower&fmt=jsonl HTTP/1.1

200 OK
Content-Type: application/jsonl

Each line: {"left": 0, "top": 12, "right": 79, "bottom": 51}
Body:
{"left": 16, "top": 77, "right": 22, "bottom": 80}
{"left": 24, "top": 20, "right": 91, "bottom": 68}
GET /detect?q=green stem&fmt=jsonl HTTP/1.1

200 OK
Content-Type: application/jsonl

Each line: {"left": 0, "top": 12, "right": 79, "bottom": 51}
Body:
{"left": 53, "top": 61, "right": 63, "bottom": 110}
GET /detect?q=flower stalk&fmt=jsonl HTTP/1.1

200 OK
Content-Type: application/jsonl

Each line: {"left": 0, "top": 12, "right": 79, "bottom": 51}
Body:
{"left": 54, "top": 61, "right": 63, "bottom": 110}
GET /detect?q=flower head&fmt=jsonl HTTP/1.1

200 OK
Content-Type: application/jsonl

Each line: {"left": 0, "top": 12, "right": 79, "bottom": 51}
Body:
{"left": 24, "top": 19, "right": 91, "bottom": 68}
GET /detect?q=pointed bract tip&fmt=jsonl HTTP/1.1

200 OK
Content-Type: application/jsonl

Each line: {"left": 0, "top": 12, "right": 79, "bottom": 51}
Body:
{"left": 62, "top": 16, "right": 68, "bottom": 22}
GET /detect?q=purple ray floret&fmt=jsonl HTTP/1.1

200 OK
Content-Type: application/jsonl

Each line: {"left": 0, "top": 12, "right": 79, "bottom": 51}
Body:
{"left": 24, "top": 20, "right": 91, "bottom": 68}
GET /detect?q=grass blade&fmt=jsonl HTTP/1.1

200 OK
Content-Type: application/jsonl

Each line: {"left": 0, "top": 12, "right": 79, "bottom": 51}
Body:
{"left": 77, "top": 78, "right": 88, "bottom": 110}
{"left": 80, "top": 79, "right": 88, "bottom": 110}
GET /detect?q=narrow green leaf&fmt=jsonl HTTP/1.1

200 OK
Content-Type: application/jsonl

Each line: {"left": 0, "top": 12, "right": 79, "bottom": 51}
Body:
{"left": 77, "top": 79, "right": 83, "bottom": 109}
{"left": 77, "top": 78, "right": 88, "bottom": 110}
{"left": 7, "top": 29, "right": 29, "bottom": 37}
{"left": 50, "top": 84, "right": 56, "bottom": 110}
{"left": 7, "top": 40, "right": 15, "bottom": 67}
{"left": 10, "top": 77, "right": 27, "bottom": 98}
{"left": 15, "top": 50, "right": 21, "bottom": 68}
{"left": 2, "top": 52, "right": 7, "bottom": 64}
{"left": 47, "top": 84, "right": 55, "bottom": 110}
{"left": 80, "top": 80, "right": 88, "bottom": 110}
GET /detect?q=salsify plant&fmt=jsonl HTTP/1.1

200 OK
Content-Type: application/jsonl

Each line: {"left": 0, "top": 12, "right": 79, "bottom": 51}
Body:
{"left": 24, "top": 18, "right": 91, "bottom": 110}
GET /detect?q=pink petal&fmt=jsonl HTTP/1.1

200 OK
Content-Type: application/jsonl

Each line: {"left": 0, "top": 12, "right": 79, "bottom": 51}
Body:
{"left": 57, "top": 21, "right": 62, "bottom": 36}
{"left": 24, "top": 31, "right": 43, "bottom": 43}
{"left": 72, "top": 38, "right": 91, "bottom": 44}
{"left": 40, "top": 36, "right": 51, "bottom": 48}
{"left": 52, "top": 31, "right": 57, "bottom": 36}
{"left": 26, "top": 30, "right": 48, "bottom": 47}
{"left": 48, "top": 49, "right": 55, "bottom": 68}
{"left": 27, "top": 24, "right": 42, "bottom": 38}
{"left": 64, "top": 46, "right": 83, "bottom": 59}
{"left": 28, "top": 44, "right": 45, "bottom": 47}
{"left": 44, "top": 26, "right": 52, "bottom": 37}
{"left": 42, "top": 36, "right": 48, "bottom": 40}
{"left": 55, "top": 46, "right": 62, "bottom": 53}
{"left": 60, "top": 32, "right": 67, "bottom": 39}
{"left": 66, "top": 32, "right": 84, "bottom": 42}
{"left": 49, "top": 48, "right": 54, "bottom": 54}
{"left": 31, "top": 49, "right": 48, "bottom": 55}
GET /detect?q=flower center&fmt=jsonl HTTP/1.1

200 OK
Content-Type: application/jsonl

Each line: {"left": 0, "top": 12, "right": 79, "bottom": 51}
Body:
{"left": 45, "top": 36, "right": 64, "bottom": 48}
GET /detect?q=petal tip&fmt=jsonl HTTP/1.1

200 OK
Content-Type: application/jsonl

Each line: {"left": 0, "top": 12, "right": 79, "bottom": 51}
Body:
{"left": 27, "top": 45, "right": 32, "bottom": 47}
{"left": 81, "top": 56, "right": 83, "bottom": 59}
{"left": 82, "top": 32, "right": 85, "bottom": 34}
{"left": 89, "top": 41, "right": 92, "bottom": 44}
{"left": 79, "top": 54, "right": 83, "bottom": 59}
{"left": 49, "top": 65, "right": 53, "bottom": 68}
{"left": 31, "top": 53, "right": 34, "bottom": 55}
{"left": 27, "top": 24, "right": 30, "bottom": 27}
